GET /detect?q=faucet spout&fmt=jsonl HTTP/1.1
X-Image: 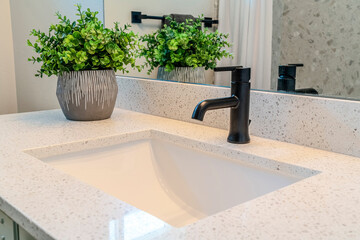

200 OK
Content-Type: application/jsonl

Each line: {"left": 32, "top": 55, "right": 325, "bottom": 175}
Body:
{"left": 192, "top": 96, "right": 239, "bottom": 121}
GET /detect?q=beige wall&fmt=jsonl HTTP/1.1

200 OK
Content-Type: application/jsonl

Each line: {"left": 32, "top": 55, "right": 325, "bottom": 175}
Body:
{"left": 0, "top": 0, "right": 17, "bottom": 115}
{"left": 104, "top": 0, "right": 215, "bottom": 81}
{"left": 10, "top": 0, "right": 104, "bottom": 113}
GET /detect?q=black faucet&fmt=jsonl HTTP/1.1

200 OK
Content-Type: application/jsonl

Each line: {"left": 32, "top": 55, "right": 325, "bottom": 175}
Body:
{"left": 192, "top": 66, "right": 251, "bottom": 144}
{"left": 277, "top": 64, "right": 318, "bottom": 94}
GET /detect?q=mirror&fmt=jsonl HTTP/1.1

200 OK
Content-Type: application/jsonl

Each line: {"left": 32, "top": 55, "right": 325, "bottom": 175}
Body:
{"left": 3, "top": 0, "right": 358, "bottom": 115}
{"left": 105, "top": 0, "right": 360, "bottom": 100}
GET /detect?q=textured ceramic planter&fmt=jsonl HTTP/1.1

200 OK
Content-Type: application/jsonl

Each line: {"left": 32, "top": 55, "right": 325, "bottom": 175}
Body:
{"left": 56, "top": 70, "right": 118, "bottom": 121}
{"left": 157, "top": 67, "right": 205, "bottom": 83}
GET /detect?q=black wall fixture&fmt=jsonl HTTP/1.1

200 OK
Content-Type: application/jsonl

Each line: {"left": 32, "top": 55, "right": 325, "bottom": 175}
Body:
{"left": 131, "top": 11, "right": 219, "bottom": 28}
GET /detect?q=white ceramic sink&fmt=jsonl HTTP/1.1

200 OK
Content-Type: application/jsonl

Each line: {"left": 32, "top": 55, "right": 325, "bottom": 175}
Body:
{"left": 29, "top": 131, "right": 316, "bottom": 227}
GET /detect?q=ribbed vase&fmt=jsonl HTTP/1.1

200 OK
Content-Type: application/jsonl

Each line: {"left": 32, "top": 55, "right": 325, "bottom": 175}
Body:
{"left": 157, "top": 67, "right": 205, "bottom": 83}
{"left": 56, "top": 70, "right": 118, "bottom": 121}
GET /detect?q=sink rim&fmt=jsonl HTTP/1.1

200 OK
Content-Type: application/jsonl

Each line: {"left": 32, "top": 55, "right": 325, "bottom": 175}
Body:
{"left": 24, "top": 129, "right": 321, "bottom": 180}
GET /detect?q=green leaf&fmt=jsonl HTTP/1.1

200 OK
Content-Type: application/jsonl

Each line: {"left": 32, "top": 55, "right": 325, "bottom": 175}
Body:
{"left": 27, "top": 39, "right": 33, "bottom": 47}
{"left": 27, "top": 5, "right": 141, "bottom": 77}
{"left": 140, "top": 16, "right": 232, "bottom": 73}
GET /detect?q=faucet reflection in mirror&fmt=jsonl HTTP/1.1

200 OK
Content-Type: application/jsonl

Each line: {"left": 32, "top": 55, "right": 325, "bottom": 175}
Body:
{"left": 192, "top": 67, "right": 251, "bottom": 144}
{"left": 277, "top": 64, "right": 318, "bottom": 95}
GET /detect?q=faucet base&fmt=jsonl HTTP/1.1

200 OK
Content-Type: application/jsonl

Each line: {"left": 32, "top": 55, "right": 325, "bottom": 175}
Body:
{"left": 227, "top": 134, "right": 250, "bottom": 144}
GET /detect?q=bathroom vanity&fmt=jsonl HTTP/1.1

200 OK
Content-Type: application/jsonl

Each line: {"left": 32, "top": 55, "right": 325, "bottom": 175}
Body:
{"left": 0, "top": 77, "right": 360, "bottom": 239}
{"left": 3, "top": 0, "right": 360, "bottom": 238}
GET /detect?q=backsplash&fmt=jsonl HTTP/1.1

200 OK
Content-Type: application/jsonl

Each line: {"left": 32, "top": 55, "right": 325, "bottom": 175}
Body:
{"left": 116, "top": 76, "right": 360, "bottom": 158}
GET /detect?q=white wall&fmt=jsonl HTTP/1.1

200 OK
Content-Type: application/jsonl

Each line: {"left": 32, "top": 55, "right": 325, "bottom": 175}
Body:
{"left": 10, "top": 0, "right": 104, "bottom": 113}
{"left": 104, "top": 0, "right": 215, "bottom": 80}
{"left": 0, "top": 0, "right": 17, "bottom": 115}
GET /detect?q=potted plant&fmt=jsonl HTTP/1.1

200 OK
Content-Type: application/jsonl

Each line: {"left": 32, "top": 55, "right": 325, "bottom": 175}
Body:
{"left": 28, "top": 5, "right": 140, "bottom": 121}
{"left": 140, "top": 17, "right": 232, "bottom": 83}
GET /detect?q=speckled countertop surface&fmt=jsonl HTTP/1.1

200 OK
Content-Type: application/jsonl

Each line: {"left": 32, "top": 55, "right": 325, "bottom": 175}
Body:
{"left": 0, "top": 109, "right": 359, "bottom": 240}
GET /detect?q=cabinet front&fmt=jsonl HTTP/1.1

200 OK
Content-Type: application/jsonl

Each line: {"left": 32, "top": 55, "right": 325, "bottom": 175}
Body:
{"left": 0, "top": 210, "right": 14, "bottom": 240}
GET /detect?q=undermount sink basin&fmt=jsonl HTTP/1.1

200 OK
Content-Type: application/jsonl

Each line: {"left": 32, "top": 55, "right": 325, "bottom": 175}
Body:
{"left": 26, "top": 130, "right": 317, "bottom": 227}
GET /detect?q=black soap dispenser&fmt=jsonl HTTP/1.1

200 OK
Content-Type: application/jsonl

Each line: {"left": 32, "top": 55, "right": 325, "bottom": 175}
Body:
{"left": 277, "top": 64, "right": 303, "bottom": 92}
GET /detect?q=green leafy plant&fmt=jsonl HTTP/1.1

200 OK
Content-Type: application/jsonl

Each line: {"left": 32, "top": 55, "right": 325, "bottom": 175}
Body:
{"left": 140, "top": 17, "right": 232, "bottom": 74}
{"left": 28, "top": 4, "right": 141, "bottom": 77}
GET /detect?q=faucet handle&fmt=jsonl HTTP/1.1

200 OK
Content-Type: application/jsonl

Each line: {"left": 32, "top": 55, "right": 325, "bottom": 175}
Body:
{"left": 215, "top": 66, "right": 251, "bottom": 83}
{"left": 214, "top": 66, "right": 243, "bottom": 72}
{"left": 279, "top": 63, "right": 303, "bottom": 78}
{"left": 288, "top": 63, "right": 304, "bottom": 67}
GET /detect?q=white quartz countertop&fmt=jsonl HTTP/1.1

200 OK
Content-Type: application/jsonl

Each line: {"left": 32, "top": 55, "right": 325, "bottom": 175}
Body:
{"left": 0, "top": 109, "right": 359, "bottom": 240}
